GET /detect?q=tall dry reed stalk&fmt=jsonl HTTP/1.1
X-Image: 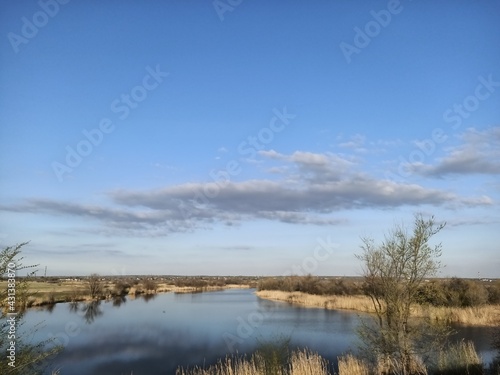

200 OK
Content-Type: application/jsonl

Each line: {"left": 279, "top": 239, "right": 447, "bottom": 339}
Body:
{"left": 375, "top": 354, "right": 427, "bottom": 375}
{"left": 437, "top": 340, "right": 483, "bottom": 374}
{"left": 176, "top": 355, "right": 260, "bottom": 375}
{"left": 337, "top": 354, "right": 369, "bottom": 375}
{"left": 176, "top": 349, "right": 329, "bottom": 375}
{"left": 289, "top": 349, "right": 328, "bottom": 375}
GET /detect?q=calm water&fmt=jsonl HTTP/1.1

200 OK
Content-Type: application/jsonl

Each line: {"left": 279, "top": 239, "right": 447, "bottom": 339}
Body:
{"left": 18, "top": 289, "right": 495, "bottom": 375}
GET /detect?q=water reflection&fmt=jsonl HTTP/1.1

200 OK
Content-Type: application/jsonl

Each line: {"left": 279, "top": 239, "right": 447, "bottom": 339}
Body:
{"left": 112, "top": 295, "right": 127, "bottom": 307}
{"left": 140, "top": 293, "right": 157, "bottom": 303}
{"left": 68, "top": 301, "right": 79, "bottom": 313}
{"left": 82, "top": 301, "right": 103, "bottom": 324}
{"left": 50, "top": 328, "right": 237, "bottom": 375}
{"left": 40, "top": 303, "right": 56, "bottom": 313}
{"left": 17, "top": 289, "right": 494, "bottom": 375}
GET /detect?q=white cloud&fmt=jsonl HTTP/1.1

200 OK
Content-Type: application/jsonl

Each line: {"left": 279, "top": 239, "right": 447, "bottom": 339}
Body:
{"left": 1, "top": 149, "right": 492, "bottom": 236}
{"left": 408, "top": 126, "right": 500, "bottom": 177}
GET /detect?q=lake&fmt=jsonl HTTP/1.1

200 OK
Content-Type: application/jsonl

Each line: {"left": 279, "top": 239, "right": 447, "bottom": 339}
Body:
{"left": 19, "top": 289, "right": 495, "bottom": 375}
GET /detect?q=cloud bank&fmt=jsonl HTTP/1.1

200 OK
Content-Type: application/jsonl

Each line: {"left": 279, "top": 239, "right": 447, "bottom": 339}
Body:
{"left": 2, "top": 144, "right": 493, "bottom": 236}
{"left": 409, "top": 127, "right": 500, "bottom": 177}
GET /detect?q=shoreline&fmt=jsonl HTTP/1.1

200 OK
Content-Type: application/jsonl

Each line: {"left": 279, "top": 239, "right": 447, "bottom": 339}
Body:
{"left": 1, "top": 280, "right": 251, "bottom": 310}
{"left": 255, "top": 290, "right": 500, "bottom": 327}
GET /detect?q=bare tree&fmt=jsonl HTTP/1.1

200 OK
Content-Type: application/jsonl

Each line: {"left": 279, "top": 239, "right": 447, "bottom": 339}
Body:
{"left": 87, "top": 273, "right": 103, "bottom": 299}
{"left": 356, "top": 214, "right": 449, "bottom": 374}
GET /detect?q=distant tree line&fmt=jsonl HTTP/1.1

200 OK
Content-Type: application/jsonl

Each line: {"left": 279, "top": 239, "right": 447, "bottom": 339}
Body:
{"left": 258, "top": 275, "right": 500, "bottom": 308}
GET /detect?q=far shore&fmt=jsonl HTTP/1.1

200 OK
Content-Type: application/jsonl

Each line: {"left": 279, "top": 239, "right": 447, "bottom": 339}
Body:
{"left": 255, "top": 290, "right": 500, "bottom": 327}
{"left": 0, "top": 279, "right": 251, "bottom": 309}
{"left": 4, "top": 278, "right": 500, "bottom": 327}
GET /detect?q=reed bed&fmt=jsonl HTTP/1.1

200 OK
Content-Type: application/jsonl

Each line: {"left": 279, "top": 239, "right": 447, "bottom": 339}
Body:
{"left": 418, "top": 305, "right": 500, "bottom": 326}
{"left": 256, "top": 291, "right": 374, "bottom": 313}
{"left": 437, "top": 340, "right": 483, "bottom": 374}
{"left": 337, "top": 354, "right": 370, "bottom": 375}
{"left": 177, "top": 342, "right": 487, "bottom": 375}
{"left": 176, "top": 349, "right": 329, "bottom": 375}
{"left": 255, "top": 291, "right": 500, "bottom": 326}
{"left": 289, "top": 349, "right": 329, "bottom": 375}
{"left": 176, "top": 355, "right": 260, "bottom": 375}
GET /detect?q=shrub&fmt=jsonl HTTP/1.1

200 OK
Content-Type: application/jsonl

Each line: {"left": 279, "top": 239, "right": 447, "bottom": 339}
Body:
{"left": 1, "top": 242, "right": 62, "bottom": 374}
{"left": 175, "top": 277, "right": 207, "bottom": 288}
{"left": 143, "top": 278, "right": 158, "bottom": 292}
{"left": 258, "top": 278, "right": 285, "bottom": 291}
{"left": 445, "top": 278, "right": 489, "bottom": 307}
{"left": 487, "top": 281, "right": 500, "bottom": 304}
{"left": 113, "top": 280, "right": 130, "bottom": 296}
{"left": 324, "top": 279, "right": 349, "bottom": 296}
{"left": 417, "top": 280, "right": 448, "bottom": 306}
{"left": 296, "top": 275, "right": 322, "bottom": 295}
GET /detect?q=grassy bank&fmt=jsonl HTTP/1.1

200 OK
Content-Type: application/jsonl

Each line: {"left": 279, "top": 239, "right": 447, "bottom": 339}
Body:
{"left": 256, "top": 290, "right": 500, "bottom": 326}
{"left": 0, "top": 278, "right": 251, "bottom": 309}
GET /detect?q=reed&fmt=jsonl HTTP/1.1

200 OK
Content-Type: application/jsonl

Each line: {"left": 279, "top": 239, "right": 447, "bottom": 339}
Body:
{"left": 337, "top": 354, "right": 369, "bottom": 375}
{"left": 176, "top": 349, "right": 329, "bottom": 375}
{"left": 437, "top": 340, "right": 483, "bottom": 374}
{"left": 418, "top": 304, "right": 500, "bottom": 326}
{"left": 255, "top": 291, "right": 500, "bottom": 326}
{"left": 175, "top": 355, "right": 260, "bottom": 375}
{"left": 289, "top": 349, "right": 328, "bottom": 375}
{"left": 255, "top": 291, "right": 374, "bottom": 313}
{"left": 375, "top": 355, "right": 427, "bottom": 375}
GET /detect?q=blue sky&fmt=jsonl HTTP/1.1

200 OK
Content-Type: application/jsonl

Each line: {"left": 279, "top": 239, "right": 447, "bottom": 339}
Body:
{"left": 1, "top": 0, "right": 499, "bottom": 277}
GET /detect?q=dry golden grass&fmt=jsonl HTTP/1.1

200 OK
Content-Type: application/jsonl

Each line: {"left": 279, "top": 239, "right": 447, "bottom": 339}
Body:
{"left": 337, "top": 354, "right": 370, "bottom": 375}
{"left": 176, "top": 355, "right": 260, "bottom": 375}
{"left": 289, "top": 349, "right": 329, "bottom": 375}
{"left": 438, "top": 340, "right": 482, "bottom": 373}
{"left": 160, "top": 284, "right": 250, "bottom": 294}
{"left": 0, "top": 280, "right": 90, "bottom": 307}
{"left": 375, "top": 355, "right": 427, "bottom": 375}
{"left": 0, "top": 280, "right": 252, "bottom": 309}
{"left": 416, "top": 304, "right": 500, "bottom": 326}
{"left": 176, "top": 344, "right": 486, "bottom": 375}
{"left": 255, "top": 291, "right": 500, "bottom": 326}
{"left": 256, "top": 290, "right": 375, "bottom": 313}
{"left": 176, "top": 349, "right": 328, "bottom": 375}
